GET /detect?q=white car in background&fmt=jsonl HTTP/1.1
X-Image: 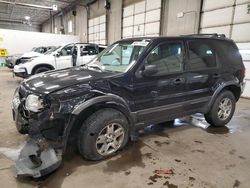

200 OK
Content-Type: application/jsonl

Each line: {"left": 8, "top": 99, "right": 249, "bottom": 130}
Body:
{"left": 6, "top": 46, "right": 55, "bottom": 68}
{"left": 13, "top": 43, "right": 106, "bottom": 78}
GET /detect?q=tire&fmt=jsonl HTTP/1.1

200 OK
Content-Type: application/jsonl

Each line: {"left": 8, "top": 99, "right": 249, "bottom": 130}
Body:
{"left": 33, "top": 67, "right": 51, "bottom": 74}
{"left": 78, "top": 108, "right": 129, "bottom": 161}
{"left": 205, "top": 90, "right": 236, "bottom": 127}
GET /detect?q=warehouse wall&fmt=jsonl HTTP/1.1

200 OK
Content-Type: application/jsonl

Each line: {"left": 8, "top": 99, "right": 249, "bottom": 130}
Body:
{"left": 0, "top": 23, "right": 41, "bottom": 32}
{"left": 162, "top": 0, "right": 201, "bottom": 36}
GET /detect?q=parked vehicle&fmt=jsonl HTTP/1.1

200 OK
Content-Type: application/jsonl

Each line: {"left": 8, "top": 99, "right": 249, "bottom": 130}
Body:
{"left": 13, "top": 43, "right": 106, "bottom": 78}
{"left": 5, "top": 54, "right": 22, "bottom": 68}
{"left": 5, "top": 46, "right": 56, "bottom": 68}
{"left": 12, "top": 34, "right": 245, "bottom": 177}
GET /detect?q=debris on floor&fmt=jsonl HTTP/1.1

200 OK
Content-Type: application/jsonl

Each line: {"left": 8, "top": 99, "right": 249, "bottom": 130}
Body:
{"left": 14, "top": 139, "right": 62, "bottom": 178}
{"left": 155, "top": 169, "right": 175, "bottom": 175}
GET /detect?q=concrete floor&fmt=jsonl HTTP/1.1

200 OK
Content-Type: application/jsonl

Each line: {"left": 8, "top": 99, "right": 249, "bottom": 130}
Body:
{"left": 0, "top": 67, "right": 250, "bottom": 188}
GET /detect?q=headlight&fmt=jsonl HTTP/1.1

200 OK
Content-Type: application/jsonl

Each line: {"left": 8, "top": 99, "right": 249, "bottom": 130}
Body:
{"left": 25, "top": 94, "right": 44, "bottom": 112}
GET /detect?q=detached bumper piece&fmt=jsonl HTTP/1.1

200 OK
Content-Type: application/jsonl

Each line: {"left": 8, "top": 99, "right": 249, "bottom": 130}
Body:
{"left": 14, "top": 139, "right": 62, "bottom": 178}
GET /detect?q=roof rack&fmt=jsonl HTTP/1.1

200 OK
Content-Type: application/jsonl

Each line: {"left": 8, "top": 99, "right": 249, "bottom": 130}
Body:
{"left": 182, "top": 33, "right": 226, "bottom": 38}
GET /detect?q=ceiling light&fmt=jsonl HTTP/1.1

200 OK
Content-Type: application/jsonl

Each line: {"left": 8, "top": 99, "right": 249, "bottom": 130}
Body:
{"left": 25, "top": 16, "right": 30, "bottom": 20}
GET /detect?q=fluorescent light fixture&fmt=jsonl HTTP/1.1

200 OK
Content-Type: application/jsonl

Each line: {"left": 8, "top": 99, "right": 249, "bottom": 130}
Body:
{"left": 25, "top": 16, "right": 30, "bottom": 20}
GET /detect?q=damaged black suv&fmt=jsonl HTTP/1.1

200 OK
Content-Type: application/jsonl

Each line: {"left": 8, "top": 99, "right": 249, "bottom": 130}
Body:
{"left": 12, "top": 34, "right": 245, "bottom": 177}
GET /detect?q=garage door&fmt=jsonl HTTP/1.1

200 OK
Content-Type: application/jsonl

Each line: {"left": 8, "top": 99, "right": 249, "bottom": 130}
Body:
{"left": 88, "top": 15, "right": 106, "bottom": 45}
{"left": 122, "top": 0, "right": 162, "bottom": 39}
{"left": 200, "top": 0, "right": 250, "bottom": 98}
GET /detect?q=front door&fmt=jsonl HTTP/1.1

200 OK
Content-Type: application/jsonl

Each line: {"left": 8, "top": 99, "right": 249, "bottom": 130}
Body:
{"left": 133, "top": 41, "right": 187, "bottom": 124}
{"left": 55, "top": 44, "right": 74, "bottom": 69}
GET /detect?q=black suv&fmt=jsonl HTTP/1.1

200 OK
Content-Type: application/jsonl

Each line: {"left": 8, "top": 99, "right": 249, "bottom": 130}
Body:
{"left": 12, "top": 34, "right": 245, "bottom": 177}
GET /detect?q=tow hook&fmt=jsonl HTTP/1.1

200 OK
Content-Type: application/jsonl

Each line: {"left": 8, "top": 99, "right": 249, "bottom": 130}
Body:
{"left": 14, "top": 139, "right": 62, "bottom": 178}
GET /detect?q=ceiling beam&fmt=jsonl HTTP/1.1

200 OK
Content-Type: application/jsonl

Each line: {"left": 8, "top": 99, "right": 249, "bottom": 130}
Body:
{"left": 0, "top": 0, "right": 55, "bottom": 11}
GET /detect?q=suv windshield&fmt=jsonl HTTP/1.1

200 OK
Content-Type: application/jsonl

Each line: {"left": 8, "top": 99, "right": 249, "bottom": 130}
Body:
{"left": 88, "top": 40, "right": 150, "bottom": 73}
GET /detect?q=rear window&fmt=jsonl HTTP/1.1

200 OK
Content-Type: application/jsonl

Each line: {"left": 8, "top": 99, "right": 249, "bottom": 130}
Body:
{"left": 187, "top": 40, "right": 218, "bottom": 71}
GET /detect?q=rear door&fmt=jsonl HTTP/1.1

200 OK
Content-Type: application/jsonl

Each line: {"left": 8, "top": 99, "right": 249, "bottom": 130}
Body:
{"left": 184, "top": 39, "right": 222, "bottom": 111}
{"left": 79, "top": 45, "right": 98, "bottom": 65}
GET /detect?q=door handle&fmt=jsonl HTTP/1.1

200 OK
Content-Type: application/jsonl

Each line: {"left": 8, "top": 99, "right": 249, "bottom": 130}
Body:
{"left": 150, "top": 91, "right": 158, "bottom": 97}
{"left": 212, "top": 73, "right": 221, "bottom": 79}
{"left": 173, "top": 78, "right": 185, "bottom": 85}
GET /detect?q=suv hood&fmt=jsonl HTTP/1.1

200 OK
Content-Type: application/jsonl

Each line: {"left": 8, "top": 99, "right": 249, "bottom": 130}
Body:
{"left": 21, "top": 52, "right": 43, "bottom": 58}
{"left": 23, "top": 67, "right": 114, "bottom": 94}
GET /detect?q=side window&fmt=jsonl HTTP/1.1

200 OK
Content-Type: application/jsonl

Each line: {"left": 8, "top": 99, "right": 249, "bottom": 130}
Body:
{"left": 61, "top": 45, "right": 73, "bottom": 56}
{"left": 187, "top": 40, "right": 217, "bottom": 70}
{"left": 98, "top": 47, "right": 106, "bottom": 53}
{"left": 80, "top": 46, "right": 97, "bottom": 56}
{"left": 144, "top": 42, "right": 184, "bottom": 76}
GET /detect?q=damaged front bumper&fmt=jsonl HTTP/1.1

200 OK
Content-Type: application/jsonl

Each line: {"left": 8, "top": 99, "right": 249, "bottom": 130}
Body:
{"left": 14, "top": 139, "right": 62, "bottom": 178}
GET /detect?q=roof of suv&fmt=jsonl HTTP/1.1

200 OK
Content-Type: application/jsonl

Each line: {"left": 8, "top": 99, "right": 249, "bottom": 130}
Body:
{"left": 120, "top": 34, "right": 233, "bottom": 43}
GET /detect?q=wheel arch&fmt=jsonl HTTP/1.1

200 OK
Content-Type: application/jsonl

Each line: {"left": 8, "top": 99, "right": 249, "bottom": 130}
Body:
{"left": 31, "top": 64, "right": 55, "bottom": 75}
{"left": 62, "top": 95, "right": 134, "bottom": 152}
{"left": 207, "top": 81, "right": 242, "bottom": 112}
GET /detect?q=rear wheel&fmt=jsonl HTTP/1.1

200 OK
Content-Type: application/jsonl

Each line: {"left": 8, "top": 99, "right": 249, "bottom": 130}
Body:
{"left": 33, "top": 66, "right": 51, "bottom": 74}
{"left": 205, "top": 91, "right": 236, "bottom": 127}
{"left": 78, "top": 108, "right": 129, "bottom": 161}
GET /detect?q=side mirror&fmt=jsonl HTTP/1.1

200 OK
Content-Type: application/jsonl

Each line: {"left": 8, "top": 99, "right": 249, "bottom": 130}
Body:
{"left": 55, "top": 51, "right": 61, "bottom": 57}
{"left": 142, "top": 65, "right": 158, "bottom": 77}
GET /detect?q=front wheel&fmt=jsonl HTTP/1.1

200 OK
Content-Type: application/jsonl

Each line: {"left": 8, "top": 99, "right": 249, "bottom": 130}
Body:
{"left": 205, "top": 91, "right": 236, "bottom": 127}
{"left": 33, "top": 66, "right": 51, "bottom": 74}
{"left": 78, "top": 108, "right": 129, "bottom": 161}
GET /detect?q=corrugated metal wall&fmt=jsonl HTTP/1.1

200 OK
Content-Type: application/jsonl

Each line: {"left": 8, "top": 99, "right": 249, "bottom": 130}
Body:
{"left": 200, "top": 0, "right": 250, "bottom": 98}
{"left": 122, "top": 0, "right": 162, "bottom": 38}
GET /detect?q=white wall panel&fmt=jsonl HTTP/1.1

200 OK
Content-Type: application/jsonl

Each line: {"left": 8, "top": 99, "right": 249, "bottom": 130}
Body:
{"left": 122, "top": 27, "right": 133, "bottom": 37}
{"left": 123, "top": 16, "right": 134, "bottom": 27}
{"left": 89, "top": 34, "right": 94, "bottom": 41}
{"left": 200, "top": 7, "right": 233, "bottom": 28}
{"left": 99, "top": 15, "right": 106, "bottom": 23}
{"left": 94, "top": 25, "right": 99, "bottom": 33}
{"left": 200, "top": 26, "right": 231, "bottom": 37}
{"left": 231, "top": 23, "right": 250, "bottom": 42}
{"left": 145, "top": 9, "right": 161, "bottom": 23}
{"left": 123, "top": 5, "right": 134, "bottom": 17}
{"left": 146, "top": 0, "right": 161, "bottom": 11}
{"left": 145, "top": 22, "right": 160, "bottom": 35}
{"left": 202, "top": 0, "right": 234, "bottom": 11}
{"left": 236, "top": 0, "right": 250, "bottom": 5}
{"left": 88, "top": 14, "right": 106, "bottom": 44}
{"left": 237, "top": 43, "right": 250, "bottom": 61}
{"left": 134, "top": 13, "right": 145, "bottom": 25}
{"left": 100, "top": 23, "right": 105, "bottom": 32}
{"left": 135, "top": 1, "right": 146, "bottom": 14}
{"left": 89, "top": 19, "right": 94, "bottom": 27}
{"left": 234, "top": 4, "right": 250, "bottom": 24}
{"left": 100, "top": 32, "right": 105, "bottom": 40}
{"left": 133, "top": 25, "right": 145, "bottom": 36}
{"left": 93, "top": 17, "right": 99, "bottom": 25}
{"left": 88, "top": 27, "right": 94, "bottom": 34}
